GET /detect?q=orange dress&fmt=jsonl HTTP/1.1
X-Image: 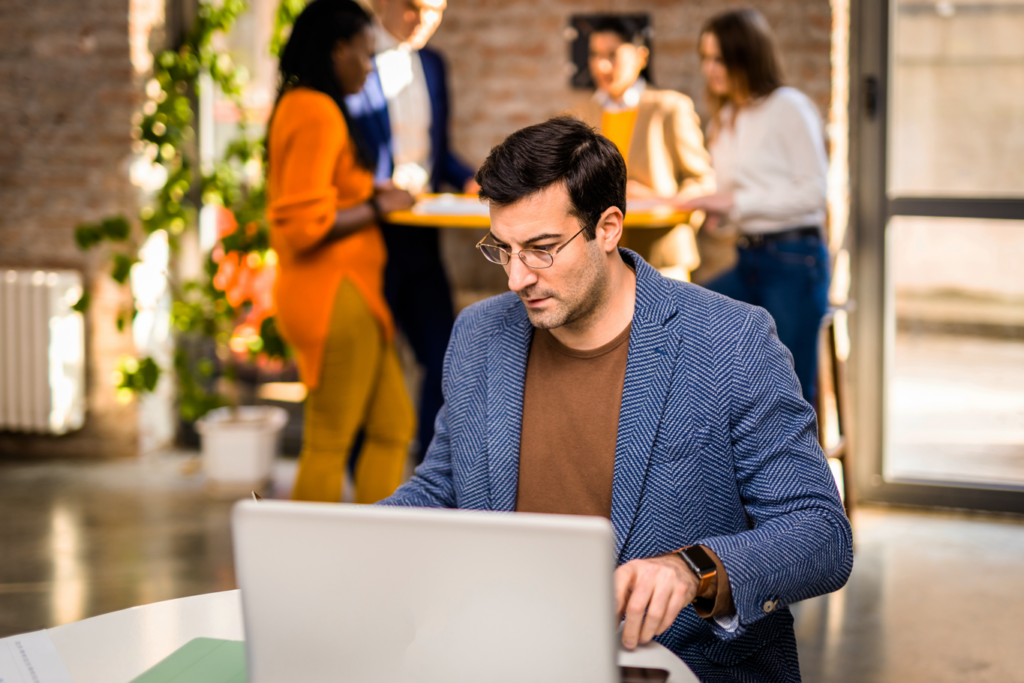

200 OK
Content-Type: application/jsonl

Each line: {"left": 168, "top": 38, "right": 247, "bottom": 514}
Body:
{"left": 267, "top": 87, "right": 393, "bottom": 390}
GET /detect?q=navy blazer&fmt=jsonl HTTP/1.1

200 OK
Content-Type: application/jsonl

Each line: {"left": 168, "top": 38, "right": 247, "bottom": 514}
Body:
{"left": 346, "top": 46, "right": 474, "bottom": 192}
{"left": 383, "top": 251, "right": 853, "bottom": 681}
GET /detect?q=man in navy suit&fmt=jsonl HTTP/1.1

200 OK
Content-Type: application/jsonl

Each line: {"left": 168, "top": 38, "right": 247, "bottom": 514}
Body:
{"left": 383, "top": 117, "right": 852, "bottom": 682}
{"left": 346, "top": 0, "right": 476, "bottom": 463}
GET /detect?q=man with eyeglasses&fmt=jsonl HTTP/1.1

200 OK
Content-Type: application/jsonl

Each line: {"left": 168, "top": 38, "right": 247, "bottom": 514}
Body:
{"left": 382, "top": 116, "right": 851, "bottom": 682}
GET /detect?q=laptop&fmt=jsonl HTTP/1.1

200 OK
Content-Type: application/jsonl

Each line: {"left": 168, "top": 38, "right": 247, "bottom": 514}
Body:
{"left": 232, "top": 500, "right": 669, "bottom": 683}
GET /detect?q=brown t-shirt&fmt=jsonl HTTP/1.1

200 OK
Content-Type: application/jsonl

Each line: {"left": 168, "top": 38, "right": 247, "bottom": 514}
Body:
{"left": 515, "top": 323, "right": 632, "bottom": 518}
{"left": 514, "top": 320, "right": 735, "bottom": 619}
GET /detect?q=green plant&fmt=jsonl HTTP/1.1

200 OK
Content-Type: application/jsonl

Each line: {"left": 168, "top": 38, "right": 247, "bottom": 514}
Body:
{"left": 76, "top": 0, "right": 298, "bottom": 422}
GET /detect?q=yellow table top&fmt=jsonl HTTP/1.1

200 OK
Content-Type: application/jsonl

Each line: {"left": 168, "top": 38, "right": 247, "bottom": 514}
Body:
{"left": 384, "top": 194, "right": 691, "bottom": 229}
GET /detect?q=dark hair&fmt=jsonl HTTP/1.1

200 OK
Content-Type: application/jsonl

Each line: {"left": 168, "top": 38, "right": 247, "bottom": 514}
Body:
{"left": 589, "top": 15, "right": 646, "bottom": 46}
{"left": 587, "top": 15, "right": 654, "bottom": 86}
{"left": 269, "top": 0, "right": 374, "bottom": 169}
{"left": 475, "top": 116, "right": 626, "bottom": 241}
{"left": 701, "top": 9, "right": 785, "bottom": 134}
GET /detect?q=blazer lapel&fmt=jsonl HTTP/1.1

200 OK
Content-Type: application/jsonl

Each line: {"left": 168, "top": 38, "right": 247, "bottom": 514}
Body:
{"left": 485, "top": 303, "right": 533, "bottom": 511}
{"left": 611, "top": 253, "right": 680, "bottom": 558}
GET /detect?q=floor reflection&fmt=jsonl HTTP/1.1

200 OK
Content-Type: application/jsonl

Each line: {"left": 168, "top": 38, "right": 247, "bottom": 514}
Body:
{"left": 0, "top": 453, "right": 236, "bottom": 637}
{"left": 50, "top": 503, "right": 87, "bottom": 626}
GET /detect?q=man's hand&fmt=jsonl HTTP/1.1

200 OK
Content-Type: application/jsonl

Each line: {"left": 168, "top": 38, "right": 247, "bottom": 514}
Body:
{"left": 615, "top": 553, "right": 698, "bottom": 649}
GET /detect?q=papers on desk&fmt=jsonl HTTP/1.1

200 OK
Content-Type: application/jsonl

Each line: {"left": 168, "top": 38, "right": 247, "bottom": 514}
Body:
{"left": 412, "top": 194, "right": 490, "bottom": 217}
{"left": 0, "top": 630, "right": 76, "bottom": 683}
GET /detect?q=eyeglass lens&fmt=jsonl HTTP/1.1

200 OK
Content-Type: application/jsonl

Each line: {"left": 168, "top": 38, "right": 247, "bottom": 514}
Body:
{"left": 478, "top": 245, "right": 554, "bottom": 268}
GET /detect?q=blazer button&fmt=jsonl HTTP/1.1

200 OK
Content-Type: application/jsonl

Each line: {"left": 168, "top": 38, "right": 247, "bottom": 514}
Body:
{"left": 763, "top": 600, "right": 775, "bottom": 613}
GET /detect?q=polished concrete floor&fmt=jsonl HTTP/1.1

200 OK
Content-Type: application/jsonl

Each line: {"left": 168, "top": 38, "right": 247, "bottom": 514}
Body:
{"left": 1, "top": 456, "right": 1023, "bottom": 682}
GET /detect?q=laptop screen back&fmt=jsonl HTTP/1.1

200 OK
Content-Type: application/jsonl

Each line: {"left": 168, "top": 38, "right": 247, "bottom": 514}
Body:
{"left": 233, "top": 501, "right": 619, "bottom": 683}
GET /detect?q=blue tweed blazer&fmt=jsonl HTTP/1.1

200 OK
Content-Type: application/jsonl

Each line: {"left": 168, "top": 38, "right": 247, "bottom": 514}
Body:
{"left": 383, "top": 250, "right": 853, "bottom": 682}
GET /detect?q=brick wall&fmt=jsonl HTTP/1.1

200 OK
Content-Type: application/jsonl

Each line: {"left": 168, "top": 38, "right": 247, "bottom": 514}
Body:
{"left": 430, "top": 0, "right": 834, "bottom": 300}
{"left": 0, "top": 0, "right": 159, "bottom": 458}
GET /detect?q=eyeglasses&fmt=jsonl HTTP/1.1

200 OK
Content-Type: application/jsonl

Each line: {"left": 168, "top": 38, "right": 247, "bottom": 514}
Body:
{"left": 476, "top": 226, "right": 587, "bottom": 269}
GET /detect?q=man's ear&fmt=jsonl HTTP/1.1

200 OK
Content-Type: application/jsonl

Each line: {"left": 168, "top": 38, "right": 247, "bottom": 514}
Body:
{"left": 594, "top": 205, "right": 625, "bottom": 254}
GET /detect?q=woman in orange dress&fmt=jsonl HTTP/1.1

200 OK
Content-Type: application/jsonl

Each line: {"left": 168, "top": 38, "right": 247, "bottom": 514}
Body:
{"left": 267, "top": 0, "right": 416, "bottom": 503}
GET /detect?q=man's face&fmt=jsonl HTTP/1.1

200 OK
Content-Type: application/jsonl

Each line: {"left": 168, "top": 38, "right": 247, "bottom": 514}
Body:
{"left": 488, "top": 184, "right": 609, "bottom": 330}
{"left": 378, "top": 0, "right": 446, "bottom": 49}
{"left": 588, "top": 31, "right": 648, "bottom": 100}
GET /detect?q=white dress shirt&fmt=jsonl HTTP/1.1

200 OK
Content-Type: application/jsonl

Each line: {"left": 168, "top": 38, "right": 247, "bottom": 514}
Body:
{"left": 374, "top": 22, "right": 433, "bottom": 194}
{"left": 593, "top": 77, "right": 646, "bottom": 113}
{"left": 709, "top": 87, "right": 828, "bottom": 235}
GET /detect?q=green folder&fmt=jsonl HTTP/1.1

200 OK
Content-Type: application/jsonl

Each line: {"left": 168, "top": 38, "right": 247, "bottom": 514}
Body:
{"left": 130, "top": 638, "right": 247, "bottom": 683}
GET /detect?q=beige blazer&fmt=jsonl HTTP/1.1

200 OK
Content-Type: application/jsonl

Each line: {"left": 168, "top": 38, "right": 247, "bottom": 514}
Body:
{"left": 581, "top": 88, "right": 716, "bottom": 277}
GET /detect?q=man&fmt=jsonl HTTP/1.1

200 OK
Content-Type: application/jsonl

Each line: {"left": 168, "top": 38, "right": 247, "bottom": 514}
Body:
{"left": 383, "top": 117, "right": 852, "bottom": 682}
{"left": 346, "top": 0, "right": 476, "bottom": 463}
{"left": 579, "top": 16, "right": 719, "bottom": 282}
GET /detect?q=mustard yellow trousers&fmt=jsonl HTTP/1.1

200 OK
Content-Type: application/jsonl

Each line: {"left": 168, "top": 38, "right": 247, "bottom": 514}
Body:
{"left": 291, "top": 279, "right": 415, "bottom": 503}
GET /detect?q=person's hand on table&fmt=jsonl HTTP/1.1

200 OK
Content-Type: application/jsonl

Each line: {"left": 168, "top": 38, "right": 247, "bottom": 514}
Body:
{"left": 374, "top": 187, "right": 416, "bottom": 214}
{"left": 463, "top": 178, "right": 481, "bottom": 195}
{"left": 677, "top": 191, "right": 734, "bottom": 216}
{"left": 616, "top": 552, "right": 698, "bottom": 649}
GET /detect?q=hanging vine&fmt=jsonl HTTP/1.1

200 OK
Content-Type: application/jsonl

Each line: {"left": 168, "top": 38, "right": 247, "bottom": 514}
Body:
{"left": 75, "top": 0, "right": 301, "bottom": 422}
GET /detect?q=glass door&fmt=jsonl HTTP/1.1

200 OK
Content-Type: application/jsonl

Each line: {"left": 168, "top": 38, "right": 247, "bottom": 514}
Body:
{"left": 852, "top": 0, "right": 1024, "bottom": 512}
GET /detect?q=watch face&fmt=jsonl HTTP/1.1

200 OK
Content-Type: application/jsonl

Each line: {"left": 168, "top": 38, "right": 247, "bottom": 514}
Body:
{"left": 683, "top": 545, "right": 716, "bottom": 576}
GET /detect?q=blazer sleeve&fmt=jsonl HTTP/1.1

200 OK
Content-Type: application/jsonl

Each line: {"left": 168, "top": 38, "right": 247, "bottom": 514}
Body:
{"left": 267, "top": 97, "right": 344, "bottom": 254}
{"left": 378, "top": 306, "right": 464, "bottom": 508}
{"left": 423, "top": 48, "right": 475, "bottom": 191}
{"left": 697, "top": 307, "right": 853, "bottom": 640}
{"left": 665, "top": 93, "right": 716, "bottom": 200}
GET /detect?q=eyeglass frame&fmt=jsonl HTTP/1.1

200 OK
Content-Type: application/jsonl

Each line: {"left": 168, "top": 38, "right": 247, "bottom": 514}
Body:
{"left": 475, "top": 225, "right": 588, "bottom": 269}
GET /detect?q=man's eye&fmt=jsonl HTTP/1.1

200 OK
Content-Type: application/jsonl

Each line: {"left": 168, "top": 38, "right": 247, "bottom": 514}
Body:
{"left": 533, "top": 245, "right": 555, "bottom": 252}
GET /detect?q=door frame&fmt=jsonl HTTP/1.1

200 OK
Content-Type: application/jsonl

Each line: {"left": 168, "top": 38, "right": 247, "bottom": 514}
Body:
{"left": 849, "top": 0, "right": 1024, "bottom": 514}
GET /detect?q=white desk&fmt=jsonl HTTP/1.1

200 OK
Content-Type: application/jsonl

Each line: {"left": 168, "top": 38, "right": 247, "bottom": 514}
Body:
{"left": 44, "top": 590, "right": 698, "bottom": 682}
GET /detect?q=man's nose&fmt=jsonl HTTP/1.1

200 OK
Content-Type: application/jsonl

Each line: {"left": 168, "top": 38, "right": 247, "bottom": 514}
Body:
{"left": 506, "top": 255, "right": 538, "bottom": 293}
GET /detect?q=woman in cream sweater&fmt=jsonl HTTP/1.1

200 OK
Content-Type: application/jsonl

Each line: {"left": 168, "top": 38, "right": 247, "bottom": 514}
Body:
{"left": 680, "top": 9, "right": 830, "bottom": 406}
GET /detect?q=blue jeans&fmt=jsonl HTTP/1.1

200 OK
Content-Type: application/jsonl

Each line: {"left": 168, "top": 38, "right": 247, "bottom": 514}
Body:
{"left": 704, "top": 231, "right": 830, "bottom": 406}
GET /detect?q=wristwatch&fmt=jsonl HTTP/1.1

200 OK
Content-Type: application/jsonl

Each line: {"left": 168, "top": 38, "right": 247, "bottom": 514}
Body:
{"left": 678, "top": 545, "right": 717, "bottom": 601}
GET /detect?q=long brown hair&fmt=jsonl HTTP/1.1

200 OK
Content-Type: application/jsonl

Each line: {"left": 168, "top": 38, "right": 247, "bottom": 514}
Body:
{"left": 701, "top": 9, "right": 785, "bottom": 137}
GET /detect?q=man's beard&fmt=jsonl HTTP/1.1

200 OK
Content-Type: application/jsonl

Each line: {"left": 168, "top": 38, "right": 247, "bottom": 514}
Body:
{"left": 520, "top": 247, "right": 609, "bottom": 331}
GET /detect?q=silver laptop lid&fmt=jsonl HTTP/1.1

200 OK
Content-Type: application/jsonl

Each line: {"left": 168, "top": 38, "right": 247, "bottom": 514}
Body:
{"left": 233, "top": 500, "right": 619, "bottom": 683}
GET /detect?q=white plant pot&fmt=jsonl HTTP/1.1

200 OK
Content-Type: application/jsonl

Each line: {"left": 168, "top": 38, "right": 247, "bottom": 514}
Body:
{"left": 195, "top": 406, "right": 289, "bottom": 485}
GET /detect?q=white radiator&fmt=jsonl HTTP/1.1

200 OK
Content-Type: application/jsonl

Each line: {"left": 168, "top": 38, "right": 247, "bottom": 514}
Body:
{"left": 0, "top": 269, "right": 86, "bottom": 434}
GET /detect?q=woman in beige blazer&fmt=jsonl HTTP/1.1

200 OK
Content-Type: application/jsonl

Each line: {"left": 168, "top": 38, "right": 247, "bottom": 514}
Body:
{"left": 579, "top": 17, "right": 716, "bottom": 281}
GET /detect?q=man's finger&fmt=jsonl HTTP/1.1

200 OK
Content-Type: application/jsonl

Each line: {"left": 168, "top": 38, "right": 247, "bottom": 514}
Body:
{"left": 656, "top": 582, "right": 691, "bottom": 636}
{"left": 621, "top": 573, "right": 655, "bottom": 649}
{"left": 614, "top": 564, "right": 636, "bottom": 619}
{"left": 638, "top": 571, "right": 674, "bottom": 645}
